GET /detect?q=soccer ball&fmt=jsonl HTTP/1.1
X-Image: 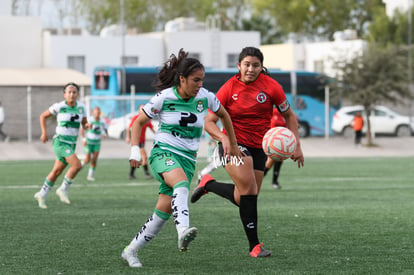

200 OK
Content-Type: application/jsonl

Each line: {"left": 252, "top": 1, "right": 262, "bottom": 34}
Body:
{"left": 262, "top": 127, "right": 297, "bottom": 161}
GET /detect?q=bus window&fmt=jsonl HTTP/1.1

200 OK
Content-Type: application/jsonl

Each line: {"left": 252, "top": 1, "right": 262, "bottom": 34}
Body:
{"left": 94, "top": 72, "right": 109, "bottom": 90}
{"left": 125, "top": 73, "right": 158, "bottom": 94}
{"left": 270, "top": 72, "right": 290, "bottom": 93}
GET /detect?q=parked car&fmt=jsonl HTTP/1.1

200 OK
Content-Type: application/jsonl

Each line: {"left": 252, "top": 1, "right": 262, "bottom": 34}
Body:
{"left": 331, "top": 105, "right": 414, "bottom": 138}
{"left": 107, "top": 112, "right": 158, "bottom": 140}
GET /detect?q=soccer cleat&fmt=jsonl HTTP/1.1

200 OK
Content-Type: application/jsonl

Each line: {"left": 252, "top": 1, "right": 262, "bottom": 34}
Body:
{"left": 178, "top": 227, "right": 198, "bottom": 252}
{"left": 272, "top": 183, "right": 281, "bottom": 190}
{"left": 56, "top": 188, "right": 71, "bottom": 204}
{"left": 190, "top": 174, "right": 214, "bottom": 203}
{"left": 34, "top": 192, "right": 47, "bottom": 209}
{"left": 121, "top": 246, "right": 142, "bottom": 268}
{"left": 128, "top": 175, "right": 136, "bottom": 180}
{"left": 145, "top": 173, "right": 153, "bottom": 179}
{"left": 87, "top": 176, "right": 96, "bottom": 181}
{"left": 249, "top": 243, "right": 272, "bottom": 258}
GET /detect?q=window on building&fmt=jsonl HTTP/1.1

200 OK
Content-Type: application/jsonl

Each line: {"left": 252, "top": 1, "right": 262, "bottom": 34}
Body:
{"left": 67, "top": 56, "right": 85, "bottom": 73}
{"left": 296, "top": 60, "right": 305, "bottom": 70}
{"left": 227, "top": 54, "right": 238, "bottom": 68}
{"left": 314, "top": 60, "right": 324, "bottom": 73}
{"left": 121, "top": 56, "right": 139, "bottom": 66}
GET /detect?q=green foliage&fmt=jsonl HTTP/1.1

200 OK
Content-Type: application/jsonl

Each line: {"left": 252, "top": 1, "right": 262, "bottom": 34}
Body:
{"left": 332, "top": 45, "right": 408, "bottom": 106}
{"left": 367, "top": 6, "right": 414, "bottom": 46}
{"left": 78, "top": 0, "right": 253, "bottom": 34}
{"left": 253, "top": 0, "right": 384, "bottom": 41}
{"left": 1, "top": 158, "right": 414, "bottom": 273}
{"left": 330, "top": 44, "right": 410, "bottom": 144}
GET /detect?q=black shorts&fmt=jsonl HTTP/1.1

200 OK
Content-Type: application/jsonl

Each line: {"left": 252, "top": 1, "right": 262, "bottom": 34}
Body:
{"left": 218, "top": 143, "right": 267, "bottom": 171}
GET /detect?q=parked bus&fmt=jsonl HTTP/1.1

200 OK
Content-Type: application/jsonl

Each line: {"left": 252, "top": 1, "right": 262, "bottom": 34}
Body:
{"left": 89, "top": 66, "right": 337, "bottom": 137}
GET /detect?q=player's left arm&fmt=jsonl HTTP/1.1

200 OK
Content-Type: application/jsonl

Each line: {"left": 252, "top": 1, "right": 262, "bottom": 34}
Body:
{"left": 281, "top": 108, "right": 304, "bottom": 168}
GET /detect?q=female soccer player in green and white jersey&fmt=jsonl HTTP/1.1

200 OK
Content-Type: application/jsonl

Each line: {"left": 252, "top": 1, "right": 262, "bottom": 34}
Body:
{"left": 34, "top": 82, "right": 91, "bottom": 209}
{"left": 121, "top": 49, "right": 241, "bottom": 268}
{"left": 80, "top": 106, "right": 108, "bottom": 181}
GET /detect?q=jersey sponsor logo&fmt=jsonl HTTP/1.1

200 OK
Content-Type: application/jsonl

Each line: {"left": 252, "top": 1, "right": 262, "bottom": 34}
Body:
{"left": 278, "top": 99, "right": 290, "bottom": 112}
{"left": 232, "top": 94, "right": 238, "bottom": 100}
{"left": 256, "top": 92, "right": 267, "bottom": 103}
{"left": 166, "top": 103, "right": 175, "bottom": 111}
{"left": 196, "top": 100, "right": 204, "bottom": 112}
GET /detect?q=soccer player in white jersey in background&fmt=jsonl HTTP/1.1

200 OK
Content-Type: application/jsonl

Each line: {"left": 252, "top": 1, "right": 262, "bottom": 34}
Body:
{"left": 80, "top": 106, "right": 108, "bottom": 181}
{"left": 121, "top": 49, "right": 241, "bottom": 268}
{"left": 34, "top": 82, "right": 91, "bottom": 209}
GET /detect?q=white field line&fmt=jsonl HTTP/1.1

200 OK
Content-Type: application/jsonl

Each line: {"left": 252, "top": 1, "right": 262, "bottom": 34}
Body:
{"left": 0, "top": 182, "right": 155, "bottom": 189}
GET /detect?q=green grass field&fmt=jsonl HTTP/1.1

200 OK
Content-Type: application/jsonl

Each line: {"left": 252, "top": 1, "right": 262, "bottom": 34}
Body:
{"left": 1, "top": 157, "right": 414, "bottom": 274}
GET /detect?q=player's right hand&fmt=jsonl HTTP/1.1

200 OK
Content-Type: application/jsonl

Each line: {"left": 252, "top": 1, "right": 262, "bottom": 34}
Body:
{"left": 129, "top": 145, "right": 142, "bottom": 167}
{"left": 40, "top": 133, "right": 48, "bottom": 143}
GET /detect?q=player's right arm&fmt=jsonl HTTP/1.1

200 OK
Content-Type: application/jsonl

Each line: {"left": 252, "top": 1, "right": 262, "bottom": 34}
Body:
{"left": 39, "top": 109, "right": 52, "bottom": 143}
{"left": 129, "top": 110, "right": 151, "bottom": 167}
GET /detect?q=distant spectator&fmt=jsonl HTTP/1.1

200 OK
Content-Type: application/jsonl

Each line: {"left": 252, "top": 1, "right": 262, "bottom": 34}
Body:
{"left": 352, "top": 111, "right": 364, "bottom": 146}
{"left": 0, "top": 101, "right": 10, "bottom": 142}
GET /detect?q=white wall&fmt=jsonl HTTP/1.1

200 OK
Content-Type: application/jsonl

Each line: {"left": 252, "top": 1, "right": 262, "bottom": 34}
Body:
{"left": 164, "top": 31, "right": 260, "bottom": 69}
{"left": 0, "top": 16, "right": 42, "bottom": 68}
{"left": 43, "top": 32, "right": 165, "bottom": 77}
{"left": 305, "top": 39, "right": 366, "bottom": 76}
{"left": 261, "top": 44, "right": 295, "bottom": 70}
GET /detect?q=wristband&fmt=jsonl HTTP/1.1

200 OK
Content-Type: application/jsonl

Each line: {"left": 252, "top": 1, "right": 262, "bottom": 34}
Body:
{"left": 129, "top": 145, "right": 142, "bottom": 162}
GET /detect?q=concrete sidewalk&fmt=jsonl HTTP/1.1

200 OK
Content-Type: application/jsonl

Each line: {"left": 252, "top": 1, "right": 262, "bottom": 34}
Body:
{"left": 1, "top": 136, "right": 414, "bottom": 161}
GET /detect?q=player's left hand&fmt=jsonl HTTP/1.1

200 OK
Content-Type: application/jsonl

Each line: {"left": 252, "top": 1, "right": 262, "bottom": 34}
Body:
{"left": 291, "top": 145, "right": 304, "bottom": 168}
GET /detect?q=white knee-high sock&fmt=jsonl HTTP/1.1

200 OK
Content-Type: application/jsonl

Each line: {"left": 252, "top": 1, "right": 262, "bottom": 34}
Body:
{"left": 171, "top": 183, "right": 190, "bottom": 235}
{"left": 128, "top": 210, "right": 169, "bottom": 253}
{"left": 59, "top": 176, "right": 73, "bottom": 191}
{"left": 39, "top": 178, "right": 54, "bottom": 197}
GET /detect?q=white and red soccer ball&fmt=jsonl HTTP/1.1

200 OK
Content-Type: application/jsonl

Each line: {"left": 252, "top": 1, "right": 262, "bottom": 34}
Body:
{"left": 262, "top": 127, "right": 297, "bottom": 161}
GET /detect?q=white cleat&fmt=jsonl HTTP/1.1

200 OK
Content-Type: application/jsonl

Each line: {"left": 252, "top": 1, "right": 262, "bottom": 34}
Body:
{"left": 56, "top": 188, "right": 70, "bottom": 204}
{"left": 34, "top": 192, "right": 47, "bottom": 209}
{"left": 178, "top": 227, "right": 198, "bottom": 252}
{"left": 121, "top": 246, "right": 142, "bottom": 268}
{"left": 87, "top": 176, "right": 96, "bottom": 181}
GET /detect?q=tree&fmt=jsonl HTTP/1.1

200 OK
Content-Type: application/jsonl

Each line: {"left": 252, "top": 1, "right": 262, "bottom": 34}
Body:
{"left": 367, "top": 6, "right": 414, "bottom": 46}
{"left": 330, "top": 45, "right": 410, "bottom": 145}
{"left": 239, "top": 15, "right": 284, "bottom": 44}
{"left": 253, "top": 0, "right": 384, "bottom": 41}
{"left": 78, "top": 0, "right": 252, "bottom": 35}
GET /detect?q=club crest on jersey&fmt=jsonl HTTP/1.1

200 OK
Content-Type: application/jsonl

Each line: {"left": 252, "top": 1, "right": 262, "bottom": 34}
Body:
{"left": 165, "top": 158, "right": 175, "bottom": 166}
{"left": 256, "top": 92, "right": 267, "bottom": 103}
{"left": 78, "top": 107, "right": 84, "bottom": 114}
{"left": 196, "top": 100, "right": 204, "bottom": 112}
{"left": 278, "top": 99, "right": 290, "bottom": 112}
{"left": 151, "top": 107, "right": 159, "bottom": 114}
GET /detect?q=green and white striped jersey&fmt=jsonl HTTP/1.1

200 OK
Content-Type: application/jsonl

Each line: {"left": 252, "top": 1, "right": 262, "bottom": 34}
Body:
{"left": 85, "top": 117, "right": 107, "bottom": 145}
{"left": 143, "top": 86, "right": 220, "bottom": 161}
{"left": 49, "top": 100, "right": 88, "bottom": 144}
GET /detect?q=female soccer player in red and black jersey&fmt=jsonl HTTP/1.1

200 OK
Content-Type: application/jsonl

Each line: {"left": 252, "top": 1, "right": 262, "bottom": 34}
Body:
{"left": 191, "top": 46, "right": 304, "bottom": 258}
